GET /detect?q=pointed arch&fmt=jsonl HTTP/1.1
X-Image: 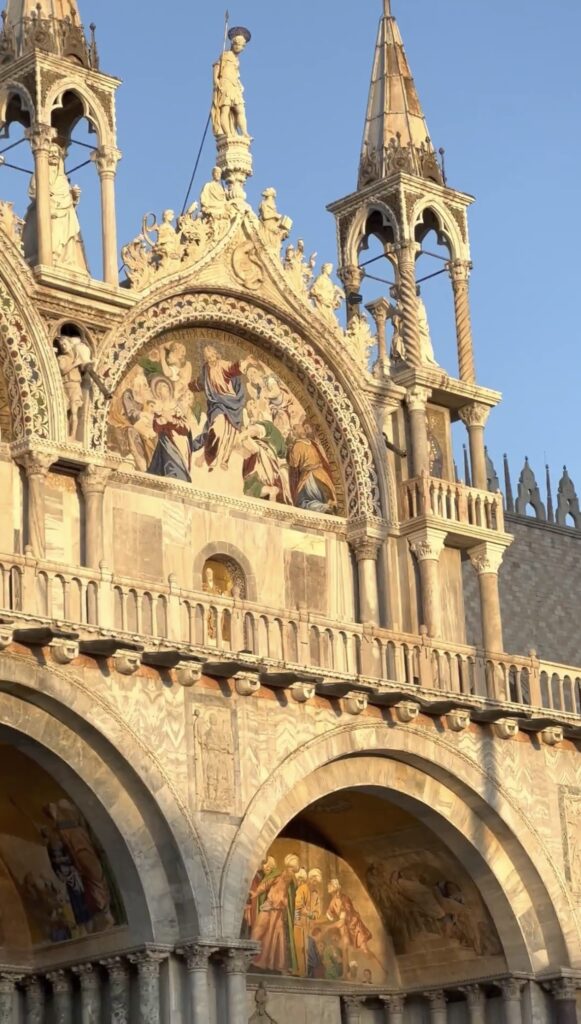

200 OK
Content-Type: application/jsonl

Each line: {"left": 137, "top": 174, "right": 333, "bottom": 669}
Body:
{"left": 42, "top": 78, "right": 114, "bottom": 147}
{"left": 343, "top": 199, "right": 401, "bottom": 268}
{"left": 409, "top": 195, "right": 468, "bottom": 261}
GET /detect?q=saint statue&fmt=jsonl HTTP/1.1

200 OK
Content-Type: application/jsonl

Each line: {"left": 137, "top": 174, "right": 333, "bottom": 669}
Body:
{"left": 259, "top": 188, "right": 292, "bottom": 253}
{"left": 211, "top": 27, "right": 251, "bottom": 138}
{"left": 310, "top": 263, "right": 345, "bottom": 324}
{"left": 200, "top": 166, "right": 230, "bottom": 222}
{"left": 418, "top": 296, "right": 438, "bottom": 366}
{"left": 23, "top": 142, "right": 88, "bottom": 271}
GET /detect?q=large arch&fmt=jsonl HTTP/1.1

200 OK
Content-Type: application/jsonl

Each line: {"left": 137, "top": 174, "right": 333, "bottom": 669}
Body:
{"left": 220, "top": 724, "right": 577, "bottom": 973}
{"left": 0, "top": 652, "right": 218, "bottom": 940}
{"left": 91, "top": 289, "right": 392, "bottom": 522}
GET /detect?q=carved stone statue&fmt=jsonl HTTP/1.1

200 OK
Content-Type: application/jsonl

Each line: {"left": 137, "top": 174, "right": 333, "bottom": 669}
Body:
{"left": 284, "top": 240, "right": 316, "bottom": 293}
{"left": 310, "top": 262, "right": 345, "bottom": 324}
{"left": 23, "top": 142, "right": 88, "bottom": 271}
{"left": 418, "top": 296, "right": 438, "bottom": 366}
{"left": 211, "top": 27, "right": 251, "bottom": 138}
{"left": 0, "top": 201, "right": 23, "bottom": 250}
{"left": 200, "top": 166, "right": 230, "bottom": 223}
{"left": 142, "top": 209, "right": 181, "bottom": 268}
{"left": 390, "top": 309, "right": 406, "bottom": 362}
{"left": 121, "top": 235, "right": 154, "bottom": 290}
{"left": 57, "top": 333, "right": 91, "bottom": 439}
{"left": 259, "top": 188, "right": 292, "bottom": 253}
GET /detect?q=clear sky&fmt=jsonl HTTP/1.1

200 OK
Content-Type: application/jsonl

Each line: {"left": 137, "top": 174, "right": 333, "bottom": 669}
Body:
{"left": 7, "top": 0, "right": 581, "bottom": 496}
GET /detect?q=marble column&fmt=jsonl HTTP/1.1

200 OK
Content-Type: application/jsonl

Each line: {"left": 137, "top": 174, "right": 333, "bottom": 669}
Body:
{"left": 342, "top": 996, "right": 365, "bottom": 1023}
{"left": 23, "top": 975, "right": 44, "bottom": 1024}
{"left": 449, "top": 259, "right": 476, "bottom": 383}
{"left": 405, "top": 385, "right": 432, "bottom": 477}
{"left": 177, "top": 943, "right": 217, "bottom": 1023}
{"left": 80, "top": 465, "right": 111, "bottom": 570}
{"left": 18, "top": 452, "right": 54, "bottom": 558}
{"left": 468, "top": 542, "right": 506, "bottom": 656}
{"left": 459, "top": 402, "right": 490, "bottom": 491}
{"left": 409, "top": 529, "right": 446, "bottom": 639}
{"left": 93, "top": 145, "right": 122, "bottom": 285}
{"left": 381, "top": 993, "right": 406, "bottom": 1022}
{"left": 497, "top": 978, "right": 525, "bottom": 1024}
{"left": 353, "top": 538, "right": 381, "bottom": 625}
{"left": 425, "top": 990, "right": 447, "bottom": 1024}
{"left": 101, "top": 957, "right": 129, "bottom": 1024}
{"left": 551, "top": 978, "right": 578, "bottom": 1024}
{"left": 366, "top": 295, "right": 393, "bottom": 371}
{"left": 221, "top": 947, "right": 257, "bottom": 1024}
{"left": 460, "top": 984, "right": 486, "bottom": 1024}
{"left": 395, "top": 241, "right": 422, "bottom": 367}
{"left": 46, "top": 970, "right": 73, "bottom": 1024}
{"left": 0, "top": 971, "right": 21, "bottom": 1024}
{"left": 73, "top": 963, "right": 101, "bottom": 1024}
{"left": 128, "top": 950, "right": 168, "bottom": 1024}
{"left": 25, "top": 123, "right": 55, "bottom": 267}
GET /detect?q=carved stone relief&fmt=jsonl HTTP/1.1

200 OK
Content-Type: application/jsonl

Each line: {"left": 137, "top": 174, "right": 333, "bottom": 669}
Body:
{"left": 195, "top": 705, "right": 236, "bottom": 813}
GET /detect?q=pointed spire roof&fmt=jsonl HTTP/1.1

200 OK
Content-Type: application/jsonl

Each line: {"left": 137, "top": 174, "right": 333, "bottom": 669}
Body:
{"left": 0, "top": 0, "right": 98, "bottom": 68}
{"left": 358, "top": 1, "right": 442, "bottom": 189}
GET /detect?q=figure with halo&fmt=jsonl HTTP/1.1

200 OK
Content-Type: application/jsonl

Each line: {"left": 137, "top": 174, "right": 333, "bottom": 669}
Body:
{"left": 212, "top": 26, "right": 252, "bottom": 138}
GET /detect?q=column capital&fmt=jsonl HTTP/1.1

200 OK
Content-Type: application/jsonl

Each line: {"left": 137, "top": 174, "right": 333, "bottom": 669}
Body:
{"left": 458, "top": 401, "right": 491, "bottom": 429}
{"left": 0, "top": 969, "right": 23, "bottom": 992}
{"left": 177, "top": 943, "right": 219, "bottom": 971}
{"left": 219, "top": 943, "right": 259, "bottom": 974}
{"left": 459, "top": 983, "right": 485, "bottom": 1006}
{"left": 468, "top": 541, "right": 507, "bottom": 575}
{"left": 380, "top": 993, "right": 406, "bottom": 1011}
{"left": 347, "top": 516, "right": 387, "bottom": 560}
{"left": 409, "top": 528, "right": 446, "bottom": 562}
{"left": 424, "top": 989, "right": 447, "bottom": 1009}
{"left": 550, "top": 977, "right": 578, "bottom": 1000}
{"left": 496, "top": 977, "right": 526, "bottom": 1001}
{"left": 394, "top": 239, "right": 421, "bottom": 258}
{"left": 128, "top": 948, "right": 169, "bottom": 976}
{"left": 365, "top": 295, "right": 395, "bottom": 327}
{"left": 92, "top": 144, "right": 122, "bottom": 177}
{"left": 100, "top": 955, "right": 129, "bottom": 979}
{"left": 16, "top": 449, "right": 56, "bottom": 479}
{"left": 79, "top": 463, "right": 112, "bottom": 494}
{"left": 25, "top": 123, "right": 56, "bottom": 154}
{"left": 448, "top": 258, "right": 473, "bottom": 283}
{"left": 339, "top": 263, "right": 365, "bottom": 292}
{"left": 46, "top": 969, "right": 72, "bottom": 992}
{"left": 343, "top": 994, "right": 366, "bottom": 1008}
{"left": 405, "top": 384, "right": 432, "bottom": 412}
{"left": 72, "top": 962, "right": 100, "bottom": 987}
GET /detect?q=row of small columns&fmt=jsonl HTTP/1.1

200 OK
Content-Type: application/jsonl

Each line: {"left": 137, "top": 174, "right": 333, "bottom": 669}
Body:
{"left": 0, "top": 942, "right": 258, "bottom": 1024}
{"left": 343, "top": 977, "right": 579, "bottom": 1024}
{"left": 25, "top": 124, "right": 121, "bottom": 285}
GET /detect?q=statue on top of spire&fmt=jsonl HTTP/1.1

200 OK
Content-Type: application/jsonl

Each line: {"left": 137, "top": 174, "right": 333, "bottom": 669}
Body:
{"left": 211, "top": 26, "right": 251, "bottom": 139}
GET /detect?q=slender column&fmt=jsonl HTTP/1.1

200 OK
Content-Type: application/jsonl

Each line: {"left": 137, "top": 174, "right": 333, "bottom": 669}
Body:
{"left": 221, "top": 946, "right": 258, "bottom": 1024}
{"left": 79, "top": 465, "right": 111, "bottom": 569}
{"left": 409, "top": 529, "right": 446, "bottom": 638}
{"left": 26, "top": 124, "right": 55, "bottom": 267}
{"left": 469, "top": 543, "right": 506, "bottom": 655}
{"left": 459, "top": 402, "right": 491, "bottom": 491}
{"left": 0, "top": 971, "right": 21, "bottom": 1024}
{"left": 348, "top": 529, "right": 382, "bottom": 626}
{"left": 381, "top": 993, "right": 406, "bottom": 1022}
{"left": 18, "top": 451, "right": 55, "bottom": 558}
{"left": 395, "top": 241, "right": 422, "bottom": 367}
{"left": 339, "top": 264, "right": 365, "bottom": 323}
{"left": 551, "top": 978, "right": 579, "bottom": 1024}
{"left": 366, "top": 296, "right": 393, "bottom": 369}
{"left": 93, "top": 145, "right": 122, "bottom": 285}
{"left": 460, "top": 984, "right": 486, "bottom": 1024}
{"left": 128, "top": 950, "right": 168, "bottom": 1024}
{"left": 425, "top": 990, "right": 447, "bottom": 1024}
{"left": 343, "top": 996, "right": 365, "bottom": 1023}
{"left": 73, "top": 963, "right": 101, "bottom": 1024}
{"left": 177, "top": 943, "right": 218, "bottom": 1023}
{"left": 497, "top": 978, "right": 525, "bottom": 1024}
{"left": 405, "top": 385, "right": 431, "bottom": 477}
{"left": 46, "top": 970, "right": 73, "bottom": 1024}
{"left": 101, "top": 957, "right": 129, "bottom": 1024}
{"left": 23, "top": 976, "right": 45, "bottom": 1024}
{"left": 449, "top": 259, "right": 476, "bottom": 383}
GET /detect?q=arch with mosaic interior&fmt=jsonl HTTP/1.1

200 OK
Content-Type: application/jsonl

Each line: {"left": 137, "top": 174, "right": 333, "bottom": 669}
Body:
{"left": 91, "top": 289, "right": 394, "bottom": 522}
{"left": 220, "top": 724, "right": 577, "bottom": 974}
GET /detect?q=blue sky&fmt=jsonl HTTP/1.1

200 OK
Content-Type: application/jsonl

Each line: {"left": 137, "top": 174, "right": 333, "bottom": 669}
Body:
{"left": 7, "top": 1, "right": 581, "bottom": 495}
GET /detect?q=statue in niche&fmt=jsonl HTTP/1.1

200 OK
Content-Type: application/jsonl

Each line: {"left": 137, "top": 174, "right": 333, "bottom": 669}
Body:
{"left": 56, "top": 333, "right": 92, "bottom": 439}
{"left": 309, "top": 262, "right": 345, "bottom": 324}
{"left": 211, "top": 27, "right": 251, "bottom": 138}
{"left": 259, "top": 188, "right": 292, "bottom": 253}
{"left": 284, "top": 239, "right": 317, "bottom": 293}
{"left": 23, "top": 142, "right": 88, "bottom": 271}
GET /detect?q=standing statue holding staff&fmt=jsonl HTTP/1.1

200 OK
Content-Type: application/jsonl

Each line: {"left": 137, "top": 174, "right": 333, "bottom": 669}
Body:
{"left": 211, "top": 25, "right": 252, "bottom": 138}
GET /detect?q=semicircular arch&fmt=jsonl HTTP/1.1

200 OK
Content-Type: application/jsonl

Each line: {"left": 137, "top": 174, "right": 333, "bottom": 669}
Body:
{"left": 220, "top": 724, "right": 577, "bottom": 972}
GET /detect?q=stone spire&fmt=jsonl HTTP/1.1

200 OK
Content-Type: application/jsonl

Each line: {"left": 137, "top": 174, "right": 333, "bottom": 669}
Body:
{"left": 0, "top": 0, "right": 98, "bottom": 68}
{"left": 358, "top": 0, "right": 442, "bottom": 188}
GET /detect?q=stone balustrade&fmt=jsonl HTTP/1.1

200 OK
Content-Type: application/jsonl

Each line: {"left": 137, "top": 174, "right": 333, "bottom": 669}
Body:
{"left": 400, "top": 475, "right": 505, "bottom": 534}
{"left": 0, "top": 551, "right": 578, "bottom": 721}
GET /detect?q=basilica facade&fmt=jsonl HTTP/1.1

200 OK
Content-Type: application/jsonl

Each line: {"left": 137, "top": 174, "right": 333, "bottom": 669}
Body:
{"left": 0, "top": 1, "right": 579, "bottom": 1022}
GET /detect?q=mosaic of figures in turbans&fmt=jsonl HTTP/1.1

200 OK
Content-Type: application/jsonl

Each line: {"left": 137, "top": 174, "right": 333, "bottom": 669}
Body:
{"left": 0, "top": 747, "right": 125, "bottom": 949}
{"left": 108, "top": 329, "right": 342, "bottom": 514}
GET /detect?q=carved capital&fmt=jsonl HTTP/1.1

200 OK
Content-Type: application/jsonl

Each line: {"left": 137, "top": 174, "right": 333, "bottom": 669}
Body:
{"left": 458, "top": 401, "right": 491, "bottom": 429}
{"left": 79, "top": 464, "right": 112, "bottom": 495}
{"left": 365, "top": 295, "right": 394, "bottom": 327}
{"left": 92, "top": 145, "right": 122, "bottom": 177}
{"left": 220, "top": 946, "right": 258, "bottom": 974}
{"left": 100, "top": 956, "right": 129, "bottom": 982}
{"left": 234, "top": 670, "right": 261, "bottom": 696}
{"left": 395, "top": 240, "right": 421, "bottom": 263}
{"left": 177, "top": 943, "right": 218, "bottom": 971}
{"left": 381, "top": 994, "right": 406, "bottom": 1012}
{"left": 409, "top": 529, "right": 446, "bottom": 562}
{"left": 46, "top": 970, "right": 71, "bottom": 993}
{"left": 347, "top": 516, "right": 387, "bottom": 561}
{"left": 0, "top": 970, "right": 22, "bottom": 993}
{"left": 446, "top": 708, "right": 471, "bottom": 732}
{"left": 26, "top": 123, "right": 56, "bottom": 155}
{"left": 128, "top": 949, "right": 168, "bottom": 976}
{"left": 339, "top": 263, "right": 364, "bottom": 292}
{"left": 405, "top": 385, "right": 431, "bottom": 413}
{"left": 72, "top": 963, "right": 100, "bottom": 990}
{"left": 424, "top": 990, "right": 447, "bottom": 1009}
{"left": 343, "top": 690, "right": 369, "bottom": 716}
{"left": 342, "top": 995, "right": 366, "bottom": 1008}
{"left": 17, "top": 450, "right": 55, "bottom": 480}
{"left": 448, "top": 258, "right": 472, "bottom": 284}
{"left": 459, "top": 984, "right": 485, "bottom": 1007}
{"left": 468, "top": 542, "right": 506, "bottom": 575}
{"left": 493, "top": 717, "right": 520, "bottom": 740}
{"left": 496, "top": 978, "right": 526, "bottom": 1001}
{"left": 550, "top": 977, "right": 578, "bottom": 1001}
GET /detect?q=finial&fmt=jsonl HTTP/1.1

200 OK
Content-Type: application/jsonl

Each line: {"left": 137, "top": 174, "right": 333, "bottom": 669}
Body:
{"left": 503, "top": 454, "right": 514, "bottom": 513}
{"left": 383, "top": 0, "right": 392, "bottom": 16}
{"left": 546, "top": 464, "right": 554, "bottom": 523}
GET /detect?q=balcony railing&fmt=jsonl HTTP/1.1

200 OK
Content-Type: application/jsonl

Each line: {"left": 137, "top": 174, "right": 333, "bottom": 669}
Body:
{"left": 0, "top": 551, "right": 579, "bottom": 718}
{"left": 400, "top": 475, "right": 505, "bottom": 533}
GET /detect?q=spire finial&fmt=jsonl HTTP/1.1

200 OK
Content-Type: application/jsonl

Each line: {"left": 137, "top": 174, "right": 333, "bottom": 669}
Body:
{"left": 383, "top": 0, "right": 392, "bottom": 16}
